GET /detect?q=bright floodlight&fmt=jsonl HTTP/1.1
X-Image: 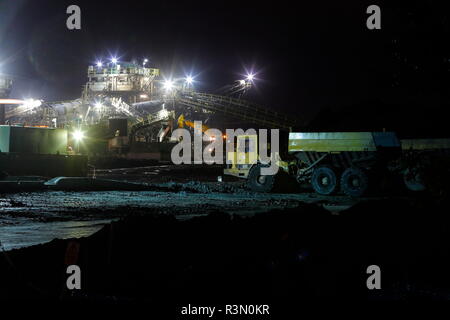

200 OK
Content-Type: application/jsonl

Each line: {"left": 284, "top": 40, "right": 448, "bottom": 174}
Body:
{"left": 72, "top": 130, "right": 84, "bottom": 142}
{"left": 111, "top": 57, "right": 118, "bottom": 64}
{"left": 22, "top": 99, "right": 42, "bottom": 109}
{"left": 185, "top": 76, "right": 193, "bottom": 84}
{"left": 246, "top": 73, "right": 255, "bottom": 81}
{"left": 163, "top": 80, "right": 174, "bottom": 91}
{"left": 158, "top": 108, "right": 169, "bottom": 119}
{"left": 94, "top": 102, "right": 102, "bottom": 110}
{"left": 144, "top": 58, "right": 148, "bottom": 63}
{"left": 96, "top": 61, "right": 103, "bottom": 67}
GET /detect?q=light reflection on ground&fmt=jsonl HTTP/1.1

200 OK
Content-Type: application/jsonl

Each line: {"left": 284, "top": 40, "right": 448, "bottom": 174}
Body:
{"left": 0, "top": 190, "right": 359, "bottom": 251}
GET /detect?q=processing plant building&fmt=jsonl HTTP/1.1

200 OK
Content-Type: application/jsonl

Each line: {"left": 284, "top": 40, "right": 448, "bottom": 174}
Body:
{"left": 83, "top": 62, "right": 160, "bottom": 104}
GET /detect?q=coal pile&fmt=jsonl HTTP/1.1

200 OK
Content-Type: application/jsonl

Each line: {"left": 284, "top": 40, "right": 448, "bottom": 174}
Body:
{"left": 1, "top": 198, "right": 450, "bottom": 302}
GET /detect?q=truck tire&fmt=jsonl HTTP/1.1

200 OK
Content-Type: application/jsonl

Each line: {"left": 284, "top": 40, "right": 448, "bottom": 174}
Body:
{"left": 311, "top": 166, "right": 338, "bottom": 195}
{"left": 340, "top": 167, "right": 369, "bottom": 197}
{"left": 247, "top": 163, "right": 276, "bottom": 193}
{"left": 403, "top": 168, "right": 426, "bottom": 192}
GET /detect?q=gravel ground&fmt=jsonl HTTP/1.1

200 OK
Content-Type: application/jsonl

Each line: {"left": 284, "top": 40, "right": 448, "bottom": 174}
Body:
{"left": 0, "top": 189, "right": 364, "bottom": 250}
{"left": 0, "top": 164, "right": 412, "bottom": 250}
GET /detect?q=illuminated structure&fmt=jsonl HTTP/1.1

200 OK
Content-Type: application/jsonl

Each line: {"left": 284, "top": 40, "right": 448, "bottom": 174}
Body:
{"left": 1, "top": 60, "right": 269, "bottom": 157}
{"left": 83, "top": 61, "right": 160, "bottom": 104}
{"left": 0, "top": 75, "right": 12, "bottom": 98}
{"left": 0, "top": 74, "right": 12, "bottom": 124}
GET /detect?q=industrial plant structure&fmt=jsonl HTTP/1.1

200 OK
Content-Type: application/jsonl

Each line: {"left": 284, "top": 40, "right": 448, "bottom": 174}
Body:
{"left": 3, "top": 58, "right": 448, "bottom": 196}
{"left": 0, "top": 75, "right": 12, "bottom": 98}
{"left": 1, "top": 60, "right": 279, "bottom": 162}
{"left": 84, "top": 61, "right": 160, "bottom": 103}
{"left": 0, "top": 73, "right": 87, "bottom": 177}
{"left": 0, "top": 74, "right": 13, "bottom": 124}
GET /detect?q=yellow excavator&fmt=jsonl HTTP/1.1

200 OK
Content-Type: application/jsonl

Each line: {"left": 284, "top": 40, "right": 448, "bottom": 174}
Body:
{"left": 177, "top": 114, "right": 210, "bottom": 133}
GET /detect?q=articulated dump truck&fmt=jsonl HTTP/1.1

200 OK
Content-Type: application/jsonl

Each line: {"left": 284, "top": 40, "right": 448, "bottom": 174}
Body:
{"left": 224, "top": 132, "right": 450, "bottom": 196}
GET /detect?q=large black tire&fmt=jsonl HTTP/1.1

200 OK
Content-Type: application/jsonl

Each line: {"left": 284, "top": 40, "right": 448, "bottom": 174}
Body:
{"left": 340, "top": 167, "right": 369, "bottom": 197}
{"left": 247, "top": 163, "right": 276, "bottom": 192}
{"left": 311, "top": 166, "right": 338, "bottom": 195}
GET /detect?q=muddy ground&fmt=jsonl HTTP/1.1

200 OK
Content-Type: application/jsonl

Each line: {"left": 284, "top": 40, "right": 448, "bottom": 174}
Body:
{"left": 0, "top": 165, "right": 411, "bottom": 250}
{"left": 1, "top": 164, "right": 449, "bottom": 303}
{"left": 2, "top": 197, "right": 450, "bottom": 303}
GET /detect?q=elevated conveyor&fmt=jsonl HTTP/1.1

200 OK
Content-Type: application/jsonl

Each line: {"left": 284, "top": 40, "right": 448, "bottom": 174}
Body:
{"left": 176, "top": 92, "right": 298, "bottom": 130}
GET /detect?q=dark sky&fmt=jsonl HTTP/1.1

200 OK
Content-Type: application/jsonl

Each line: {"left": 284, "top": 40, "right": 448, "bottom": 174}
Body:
{"left": 1, "top": 0, "right": 449, "bottom": 121}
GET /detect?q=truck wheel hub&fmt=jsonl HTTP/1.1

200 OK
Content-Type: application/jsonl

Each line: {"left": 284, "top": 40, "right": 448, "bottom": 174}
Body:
{"left": 351, "top": 177, "right": 360, "bottom": 187}
{"left": 257, "top": 175, "right": 266, "bottom": 184}
{"left": 321, "top": 176, "right": 329, "bottom": 185}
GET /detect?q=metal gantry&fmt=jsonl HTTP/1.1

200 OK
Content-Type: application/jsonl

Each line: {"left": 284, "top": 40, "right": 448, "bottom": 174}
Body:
{"left": 127, "top": 90, "right": 300, "bottom": 142}
{"left": 176, "top": 91, "right": 298, "bottom": 130}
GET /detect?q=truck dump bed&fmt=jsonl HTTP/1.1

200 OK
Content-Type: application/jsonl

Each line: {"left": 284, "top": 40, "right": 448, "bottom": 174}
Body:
{"left": 400, "top": 139, "right": 450, "bottom": 151}
{"left": 288, "top": 132, "right": 400, "bottom": 153}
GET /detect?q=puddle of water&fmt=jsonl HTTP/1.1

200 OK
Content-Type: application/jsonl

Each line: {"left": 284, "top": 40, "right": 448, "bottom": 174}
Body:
{"left": 0, "top": 219, "right": 113, "bottom": 251}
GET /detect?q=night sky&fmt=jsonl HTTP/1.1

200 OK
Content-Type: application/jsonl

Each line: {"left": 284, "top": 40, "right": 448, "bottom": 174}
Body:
{"left": 1, "top": 0, "right": 449, "bottom": 124}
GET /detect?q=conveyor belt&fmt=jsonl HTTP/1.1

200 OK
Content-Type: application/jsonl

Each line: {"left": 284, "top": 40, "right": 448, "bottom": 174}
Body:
{"left": 176, "top": 92, "right": 298, "bottom": 130}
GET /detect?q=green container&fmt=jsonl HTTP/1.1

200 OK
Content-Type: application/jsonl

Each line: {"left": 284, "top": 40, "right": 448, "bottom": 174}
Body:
{"left": 0, "top": 126, "right": 68, "bottom": 155}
